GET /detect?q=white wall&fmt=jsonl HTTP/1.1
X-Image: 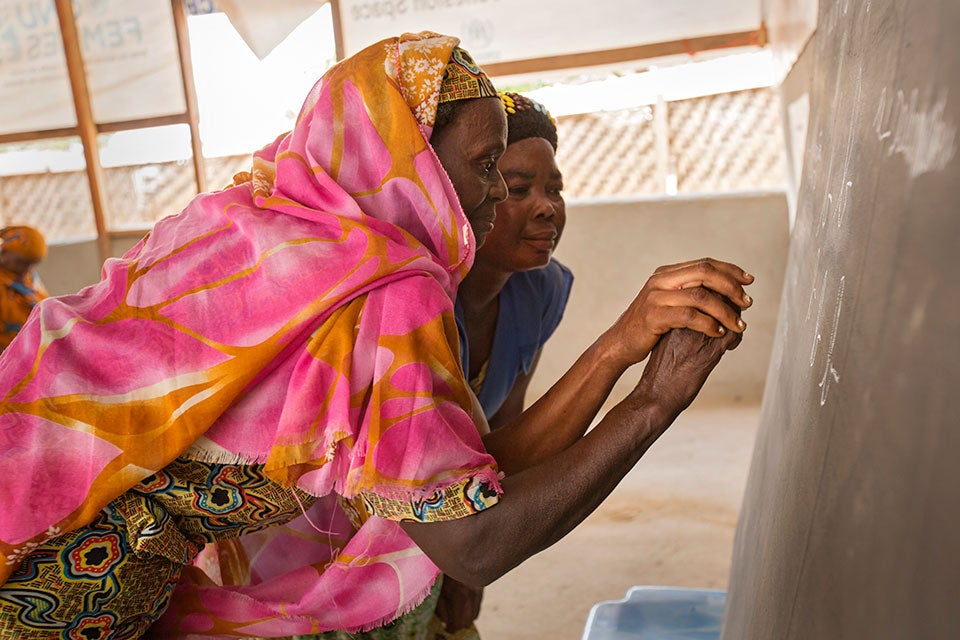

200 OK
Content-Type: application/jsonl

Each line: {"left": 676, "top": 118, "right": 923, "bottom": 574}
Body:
{"left": 533, "top": 191, "right": 790, "bottom": 410}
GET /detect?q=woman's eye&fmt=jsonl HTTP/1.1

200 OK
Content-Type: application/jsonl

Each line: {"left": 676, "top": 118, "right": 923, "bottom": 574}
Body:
{"left": 509, "top": 186, "right": 529, "bottom": 197}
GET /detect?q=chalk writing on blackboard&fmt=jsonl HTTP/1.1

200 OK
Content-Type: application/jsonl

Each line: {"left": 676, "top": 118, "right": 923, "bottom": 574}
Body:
{"left": 874, "top": 87, "right": 891, "bottom": 140}
{"left": 807, "top": 268, "right": 845, "bottom": 407}
{"left": 874, "top": 86, "right": 957, "bottom": 178}
{"left": 807, "top": 267, "right": 827, "bottom": 367}
{"left": 818, "top": 275, "right": 845, "bottom": 406}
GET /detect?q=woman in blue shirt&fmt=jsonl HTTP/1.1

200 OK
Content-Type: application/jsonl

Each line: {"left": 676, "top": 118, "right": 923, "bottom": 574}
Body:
{"left": 456, "top": 92, "right": 573, "bottom": 429}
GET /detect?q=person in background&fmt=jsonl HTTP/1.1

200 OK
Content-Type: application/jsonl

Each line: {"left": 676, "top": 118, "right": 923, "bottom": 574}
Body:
{"left": 0, "top": 225, "right": 48, "bottom": 351}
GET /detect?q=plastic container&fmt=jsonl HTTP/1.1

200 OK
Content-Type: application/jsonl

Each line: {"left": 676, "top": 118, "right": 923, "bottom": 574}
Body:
{"left": 581, "top": 586, "right": 727, "bottom": 640}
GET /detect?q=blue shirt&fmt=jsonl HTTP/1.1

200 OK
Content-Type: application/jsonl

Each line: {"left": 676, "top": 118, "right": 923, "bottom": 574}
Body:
{"left": 455, "top": 258, "right": 574, "bottom": 420}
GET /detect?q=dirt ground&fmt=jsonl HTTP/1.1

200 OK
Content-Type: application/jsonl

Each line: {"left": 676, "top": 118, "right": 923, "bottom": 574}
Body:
{"left": 474, "top": 404, "right": 760, "bottom": 639}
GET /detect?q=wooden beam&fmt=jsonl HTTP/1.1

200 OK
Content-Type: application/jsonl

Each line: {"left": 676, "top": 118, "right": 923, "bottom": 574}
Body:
{"left": 329, "top": 0, "right": 345, "bottom": 61}
{"left": 171, "top": 0, "right": 207, "bottom": 194}
{"left": 0, "top": 127, "right": 79, "bottom": 145}
{"left": 108, "top": 228, "right": 153, "bottom": 240}
{"left": 97, "top": 113, "right": 190, "bottom": 134}
{"left": 482, "top": 28, "right": 766, "bottom": 78}
{"left": 54, "top": 0, "right": 111, "bottom": 265}
{"left": 0, "top": 113, "right": 191, "bottom": 144}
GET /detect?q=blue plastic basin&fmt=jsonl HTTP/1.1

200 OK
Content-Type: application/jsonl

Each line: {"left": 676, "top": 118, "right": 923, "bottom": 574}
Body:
{"left": 581, "top": 586, "right": 727, "bottom": 640}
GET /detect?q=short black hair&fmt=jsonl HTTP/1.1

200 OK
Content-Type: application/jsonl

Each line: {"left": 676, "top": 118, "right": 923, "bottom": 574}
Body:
{"left": 501, "top": 92, "right": 558, "bottom": 151}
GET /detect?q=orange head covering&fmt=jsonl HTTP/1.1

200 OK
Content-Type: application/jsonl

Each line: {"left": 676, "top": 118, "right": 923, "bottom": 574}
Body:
{"left": 0, "top": 226, "right": 47, "bottom": 261}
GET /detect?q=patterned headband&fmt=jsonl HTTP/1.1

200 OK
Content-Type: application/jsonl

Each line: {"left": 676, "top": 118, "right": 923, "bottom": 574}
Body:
{"left": 438, "top": 47, "right": 497, "bottom": 104}
{"left": 497, "top": 91, "right": 559, "bottom": 151}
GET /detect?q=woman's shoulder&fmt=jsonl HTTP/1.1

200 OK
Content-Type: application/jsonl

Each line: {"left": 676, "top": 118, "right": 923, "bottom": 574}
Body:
{"left": 506, "top": 258, "right": 573, "bottom": 305}
{"left": 499, "top": 259, "right": 573, "bottom": 345}
{"left": 510, "top": 257, "right": 572, "bottom": 290}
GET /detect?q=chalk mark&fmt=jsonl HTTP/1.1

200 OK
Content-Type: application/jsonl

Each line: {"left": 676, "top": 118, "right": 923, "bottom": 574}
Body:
{"left": 818, "top": 275, "right": 845, "bottom": 406}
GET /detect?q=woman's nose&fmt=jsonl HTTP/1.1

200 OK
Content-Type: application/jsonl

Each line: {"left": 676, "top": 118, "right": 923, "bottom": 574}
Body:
{"left": 533, "top": 194, "right": 557, "bottom": 218}
{"left": 489, "top": 169, "right": 507, "bottom": 203}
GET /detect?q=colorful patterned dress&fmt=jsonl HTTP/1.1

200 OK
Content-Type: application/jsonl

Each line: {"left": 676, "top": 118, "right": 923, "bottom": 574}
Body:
{"left": 0, "top": 32, "right": 502, "bottom": 639}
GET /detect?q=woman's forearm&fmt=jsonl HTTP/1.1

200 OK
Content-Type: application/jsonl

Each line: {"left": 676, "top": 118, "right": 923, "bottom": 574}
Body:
{"left": 404, "top": 323, "right": 742, "bottom": 588}
{"left": 404, "top": 392, "right": 674, "bottom": 587}
{"left": 482, "top": 331, "right": 630, "bottom": 474}
{"left": 481, "top": 260, "right": 753, "bottom": 475}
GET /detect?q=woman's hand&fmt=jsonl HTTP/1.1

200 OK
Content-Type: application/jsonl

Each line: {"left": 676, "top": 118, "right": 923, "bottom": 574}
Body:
{"left": 482, "top": 258, "right": 754, "bottom": 475}
{"left": 628, "top": 303, "right": 744, "bottom": 419}
{"left": 599, "top": 258, "right": 753, "bottom": 369}
{"left": 434, "top": 575, "right": 483, "bottom": 632}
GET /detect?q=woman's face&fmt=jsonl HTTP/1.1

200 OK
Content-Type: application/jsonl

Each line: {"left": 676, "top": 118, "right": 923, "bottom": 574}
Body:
{"left": 475, "top": 136, "right": 565, "bottom": 273}
{"left": 431, "top": 97, "right": 508, "bottom": 247}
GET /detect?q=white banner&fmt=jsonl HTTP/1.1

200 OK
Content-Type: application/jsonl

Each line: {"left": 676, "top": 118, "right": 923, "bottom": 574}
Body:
{"left": 337, "top": 0, "right": 760, "bottom": 66}
{"left": 0, "top": 0, "right": 185, "bottom": 136}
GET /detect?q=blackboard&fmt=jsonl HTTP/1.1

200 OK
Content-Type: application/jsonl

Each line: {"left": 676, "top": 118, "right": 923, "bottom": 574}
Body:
{"left": 723, "top": 0, "right": 960, "bottom": 638}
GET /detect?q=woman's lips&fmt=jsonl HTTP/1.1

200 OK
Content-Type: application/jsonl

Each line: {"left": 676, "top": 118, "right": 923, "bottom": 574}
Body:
{"left": 523, "top": 232, "right": 557, "bottom": 251}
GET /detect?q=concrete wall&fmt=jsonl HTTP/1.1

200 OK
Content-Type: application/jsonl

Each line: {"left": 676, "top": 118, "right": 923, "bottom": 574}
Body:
{"left": 39, "top": 235, "right": 141, "bottom": 296}
{"left": 36, "top": 192, "right": 789, "bottom": 408}
{"left": 532, "top": 190, "right": 790, "bottom": 410}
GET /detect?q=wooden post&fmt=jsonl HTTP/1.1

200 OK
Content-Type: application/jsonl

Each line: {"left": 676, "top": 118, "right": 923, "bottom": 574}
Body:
{"left": 171, "top": 0, "right": 207, "bottom": 194}
{"left": 654, "top": 95, "right": 676, "bottom": 195}
{"left": 329, "top": 0, "right": 345, "bottom": 61}
{"left": 54, "top": 0, "right": 112, "bottom": 265}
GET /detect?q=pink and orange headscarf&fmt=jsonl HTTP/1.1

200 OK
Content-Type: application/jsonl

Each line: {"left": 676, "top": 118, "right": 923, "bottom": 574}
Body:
{"left": 0, "top": 32, "right": 502, "bottom": 635}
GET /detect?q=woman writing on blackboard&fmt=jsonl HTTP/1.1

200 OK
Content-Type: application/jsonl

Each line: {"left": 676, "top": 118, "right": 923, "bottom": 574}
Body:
{"left": 0, "top": 33, "right": 753, "bottom": 638}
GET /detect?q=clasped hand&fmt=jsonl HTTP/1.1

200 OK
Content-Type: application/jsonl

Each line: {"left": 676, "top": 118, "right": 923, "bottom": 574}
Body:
{"left": 604, "top": 257, "right": 754, "bottom": 418}
{"left": 600, "top": 257, "right": 754, "bottom": 370}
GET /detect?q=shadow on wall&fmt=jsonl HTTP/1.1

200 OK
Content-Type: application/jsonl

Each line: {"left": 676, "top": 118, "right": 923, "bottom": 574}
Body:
{"left": 533, "top": 190, "right": 790, "bottom": 409}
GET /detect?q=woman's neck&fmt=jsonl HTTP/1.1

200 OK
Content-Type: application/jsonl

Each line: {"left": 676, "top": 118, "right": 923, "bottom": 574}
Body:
{"left": 459, "top": 259, "right": 511, "bottom": 314}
